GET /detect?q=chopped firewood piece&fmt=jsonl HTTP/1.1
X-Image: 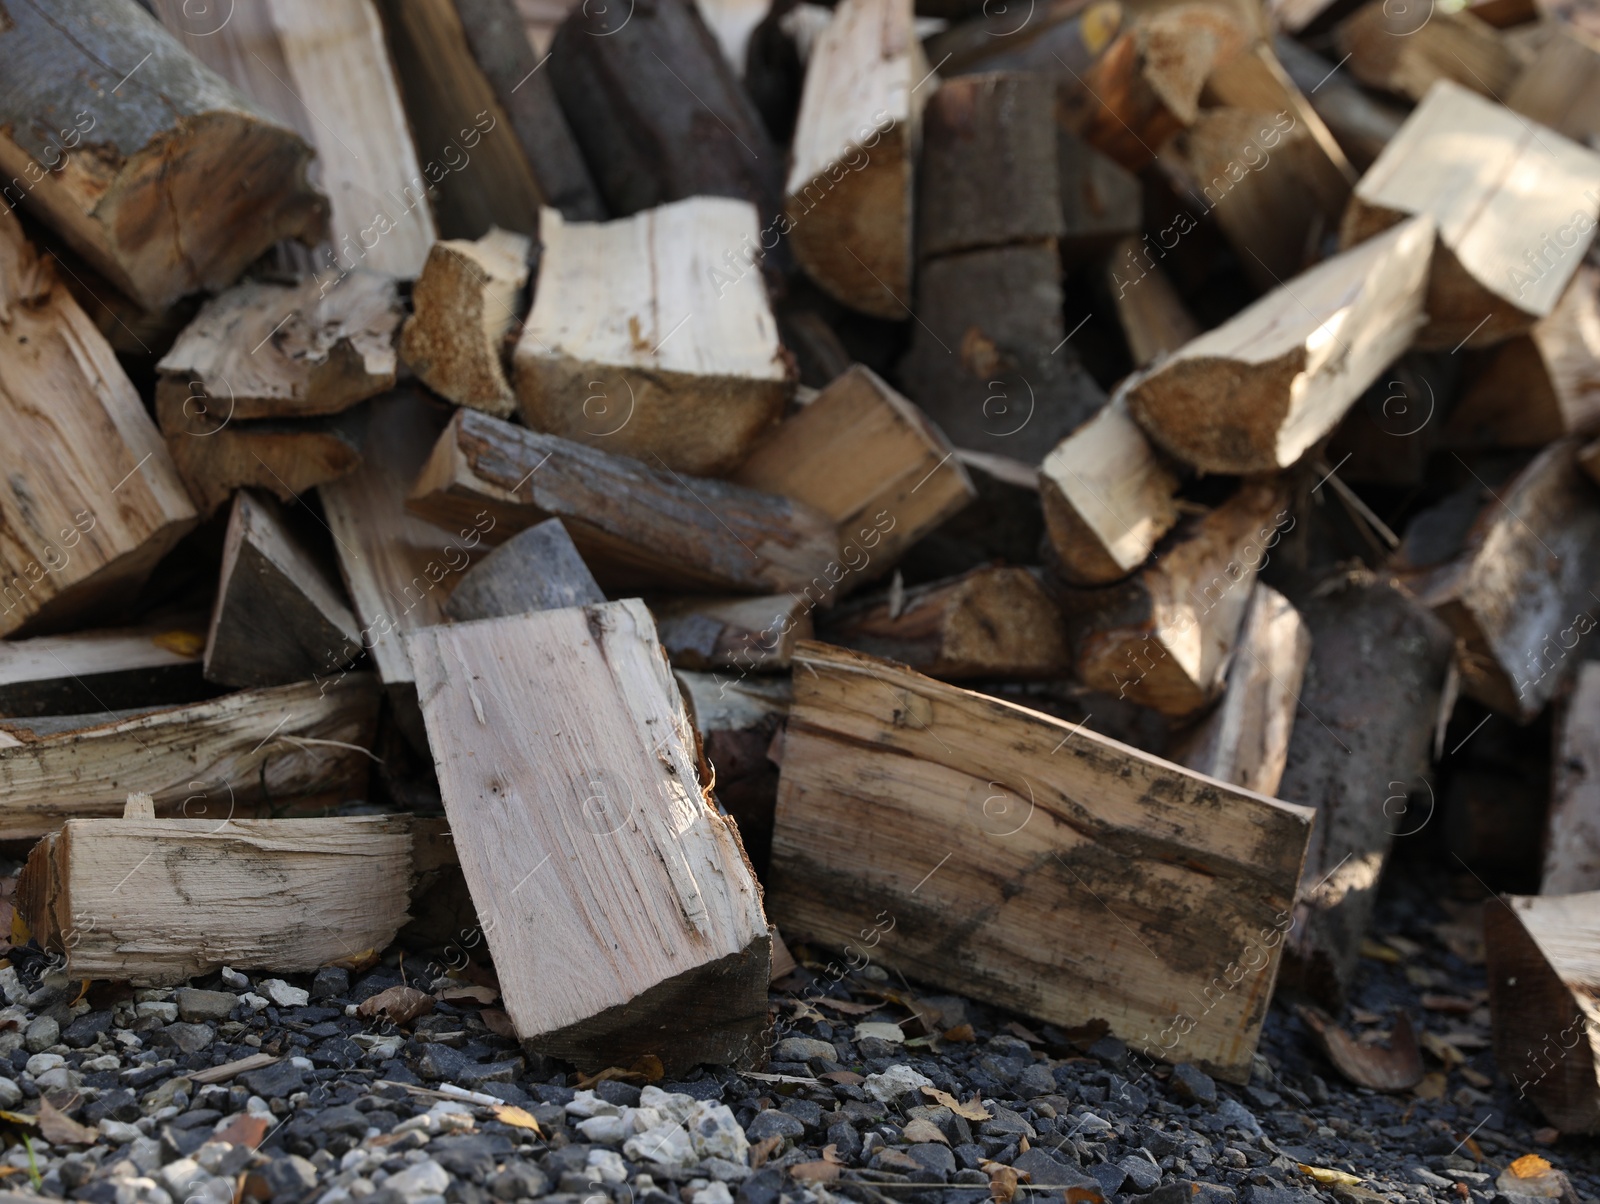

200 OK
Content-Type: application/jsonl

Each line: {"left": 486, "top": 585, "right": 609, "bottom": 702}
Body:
{"left": 1508, "top": 27, "right": 1600, "bottom": 145}
{"left": 1485, "top": 893, "right": 1600, "bottom": 1133}
{"left": 410, "top": 408, "right": 841, "bottom": 597}
{"left": 1059, "top": 130, "right": 1143, "bottom": 263}
{"left": 406, "top": 602, "right": 771, "bottom": 1070}
{"left": 929, "top": 0, "right": 1121, "bottom": 76}
{"left": 0, "top": 675, "right": 380, "bottom": 840}
{"left": 785, "top": 0, "right": 926, "bottom": 317}
{"left": 1548, "top": 663, "right": 1600, "bottom": 894}
{"left": 917, "top": 73, "right": 1060, "bottom": 261}
{"left": 1274, "top": 36, "right": 1406, "bottom": 170}
{"left": 18, "top": 816, "right": 411, "bottom": 985}
{"left": 0, "top": 0, "right": 327, "bottom": 311}
{"left": 1040, "top": 396, "right": 1180, "bottom": 587}
{"left": 161, "top": 409, "right": 364, "bottom": 518}
{"left": 204, "top": 491, "right": 363, "bottom": 690}
{"left": 1127, "top": 215, "right": 1433, "bottom": 474}
{"left": 156, "top": 271, "right": 401, "bottom": 422}
{"left": 653, "top": 596, "right": 813, "bottom": 671}
{"left": 444, "top": 519, "right": 605, "bottom": 621}
{"left": 1276, "top": 575, "right": 1453, "bottom": 1003}
{"left": 1057, "top": 481, "right": 1288, "bottom": 717}
{"left": 0, "top": 618, "right": 208, "bottom": 718}
{"left": 818, "top": 566, "right": 1070, "bottom": 680}
{"left": 1417, "top": 440, "right": 1600, "bottom": 721}
{"left": 768, "top": 641, "right": 1314, "bottom": 1083}
{"left": 402, "top": 229, "right": 531, "bottom": 417}
{"left": 152, "top": 0, "right": 436, "bottom": 277}
{"left": 1334, "top": 0, "right": 1522, "bottom": 102}
{"left": 731, "top": 365, "right": 976, "bottom": 575}
{"left": 1447, "top": 266, "right": 1600, "bottom": 448}
{"left": 549, "top": 0, "right": 780, "bottom": 218}
{"left": 0, "top": 209, "right": 198, "bottom": 636}
{"left": 1107, "top": 239, "right": 1202, "bottom": 367}
{"left": 1340, "top": 81, "right": 1600, "bottom": 350}
{"left": 513, "top": 200, "right": 790, "bottom": 476}
{"left": 1171, "top": 584, "right": 1311, "bottom": 798}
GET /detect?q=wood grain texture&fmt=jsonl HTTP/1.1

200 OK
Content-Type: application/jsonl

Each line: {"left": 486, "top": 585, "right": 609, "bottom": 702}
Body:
{"left": 405, "top": 602, "right": 771, "bottom": 1070}
{"left": 653, "top": 595, "right": 813, "bottom": 671}
{"left": 0, "top": 617, "right": 208, "bottom": 718}
{"left": 160, "top": 410, "right": 364, "bottom": 518}
{"left": 0, "top": 675, "right": 380, "bottom": 840}
{"left": 1060, "top": 128, "right": 1143, "bottom": 262}
{"left": 1548, "top": 662, "right": 1600, "bottom": 894}
{"left": 1108, "top": 238, "right": 1202, "bottom": 367}
{"left": 1508, "top": 27, "right": 1600, "bottom": 146}
{"left": 1274, "top": 35, "right": 1406, "bottom": 170}
{"left": 0, "top": 208, "right": 198, "bottom": 637}
{"left": 1127, "top": 215, "right": 1433, "bottom": 474}
{"left": 410, "top": 408, "right": 842, "bottom": 596}
{"left": 0, "top": 0, "right": 327, "bottom": 310}
{"left": 444, "top": 518, "right": 605, "bottom": 621}
{"left": 767, "top": 641, "right": 1314, "bottom": 1082}
{"left": 1341, "top": 81, "right": 1600, "bottom": 350}
{"left": 513, "top": 200, "right": 790, "bottom": 475}
{"left": 19, "top": 817, "right": 412, "bottom": 985}
{"left": 1335, "top": 0, "right": 1522, "bottom": 102}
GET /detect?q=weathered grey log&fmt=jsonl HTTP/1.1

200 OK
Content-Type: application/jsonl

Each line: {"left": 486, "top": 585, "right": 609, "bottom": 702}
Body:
{"left": 444, "top": 519, "right": 605, "bottom": 621}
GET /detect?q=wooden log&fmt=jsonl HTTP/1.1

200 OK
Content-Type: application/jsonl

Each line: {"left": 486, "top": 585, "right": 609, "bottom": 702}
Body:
{"left": 898, "top": 242, "right": 1110, "bottom": 464}
{"left": 1508, "top": 27, "right": 1600, "bottom": 145}
{"left": 653, "top": 596, "right": 813, "bottom": 671}
{"left": 0, "top": 675, "right": 380, "bottom": 841}
{"left": 204, "top": 491, "right": 364, "bottom": 690}
{"left": 160, "top": 410, "right": 365, "bottom": 518}
{"left": 1126, "top": 214, "right": 1434, "bottom": 474}
{"left": 1039, "top": 396, "right": 1180, "bottom": 587}
{"left": 152, "top": 0, "right": 437, "bottom": 278}
{"left": 1057, "top": 481, "right": 1288, "bottom": 717}
{"left": 767, "top": 641, "right": 1314, "bottom": 1082}
{"left": 156, "top": 271, "right": 402, "bottom": 423}
{"left": 1107, "top": 238, "right": 1202, "bottom": 367}
{"left": 548, "top": 0, "right": 781, "bottom": 218}
{"left": 1334, "top": 0, "right": 1522, "bottom": 102}
{"left": 1273, "top": 35, "right": 1406, "bottom": 171}
{"left": 1485, "top": 893, "right": 1600, "bottom": 1134}
{"left": 730, "top": 364, "right": 976, "bottom": 575}
{"left": 513, "top": 199, "right": 790, "bottom": 476}
{"left": 444, "top": 518, "right": 605, "bottom": 621}
{"left": 1417, "top": 440, "right": 1600, "bottom": 722}
{"left": 818, "top": 566, "right": 1071, "bottom": 680}
{"left": 784, "top": 0, "right": 926, "bottom": 318}
{"left": 0, "top": 208, "right": 198, "bottom": 637}
{"left": 1274, "top": 574, "right": 1453, "bottom": 1003}
{"left": 1171, "top": 584, "right": 1310, "bottom": 798}
{"left": 899, "top": 449, "right": 1047, "bottom": 580}
{"left": 401, "top": 228, "right": 531, "bottom": 418}
{"left": 0, "top": 618, "right": 208, "bottom": 719}
{"left": 1325, "top": 352, "right": 1453, "bottom": 487}
{"left": 0, "top": 0, "right": 327, "bottom": 311}
{"left": 410, "top": 408, "right": 842, "bottom": 596}
{"left": 928, "top": 0, "right": 1122, "bottom": 76}
{"left": 1547, "top": 663, "right": 1600, "bottom": 894}
{"left": 1060, "top": 129, "right": 1143, "bottom": 264}
{"left": 18, "top": 816, "right": 412, "bottom": 986}
{"left": 406, "top": 602, "right": 771, "bottom": 1070}
{"left": 1341, "top": 81, "right": 1600, "bottom": 352}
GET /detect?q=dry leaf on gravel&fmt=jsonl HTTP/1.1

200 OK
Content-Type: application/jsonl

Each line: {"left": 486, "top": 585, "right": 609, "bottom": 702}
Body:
{"left": 922, "top": 1085, "right": 992, "bottom": 1120}
{"left": 357, "top": 985, "right": 435, "bottom": 1026}
{"left": 1298, "top": 1006, "right": 1423, "bottom": 1092}
{"left": 491, "top": 1105, "right": 543, "bottom": 1135}
{"left": 37, "top": 1098, "right": 96, "bottom": 1145}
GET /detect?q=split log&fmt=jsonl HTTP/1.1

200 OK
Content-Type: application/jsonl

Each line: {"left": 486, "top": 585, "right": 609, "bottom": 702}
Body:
{"left": 928, "top": 0, "right": 1122, "bottom": 76}
{"left": 444, "top": 518, "right": 605, "bottom": 621}
{"left": 0, "top": 208, "right": 198, "bottom": 636}
{"left": 730, "top": 365, "right": 976, "bottom": 575}
{"left": 406, "top": 602, "right": 771, "bottom": 1070}
{"left": 1273, "top": 35, "right": 1406, "bottom": 171}
{"left": 1417, "top": 439, "right": 1600, "bottom": 722}
{"left": 898, "top": 242, "right": 1109, "bottom": 464}
{"left": 1171, "top": 584, "right": 1310, "bottom": 798}
{"left": 1334, "top": 0, "right": 1522, "bottom": 102}
{"left": 1547, "top": 663, "right": 1600, "bottom": 894}
{"left": 900, "top": 449, "right": 1046, "bottom": 580}
{"left": 513, "top": 199, "right": 790, "bottom": 476}
{"left": 0, "top": 676, "right": 380, "bottom": 840}
{"left": 152, "top": 0, "right": 437, "bottom": 278}
{"left": 401, "top": 228, "right": 531, "bottom": 417}
{"left": 1340, "top": 80, "right": 1600, "bottom": 351}
{"left": 1508, "top": 28, "right": 1600, "bottom": 146}
{"left": 1274, "top": 574, "right": 1456, "bottom": 1003}
{"left": 1325, "top": 352, "right": 1455, "bottom": 487}
{"left": 409, "top": 408, "right": 842, "bottom": 597}
{"left": 19, "top": 816, "right": 412, "bottom": 986}
{"left": 1039, "top": 396, "right": 1180, "bottom": 587}
{"left": 0, "top": 619, "right": 208, "bottom": 718}
{"left": 1485, "top": 893, "right": 1600, "bottom": 1134}
{"left": 818, "top": 566, "right": 1071, "bottom": 679}
{"left": 204, "top": 491, "right": 363, "bottom": 690}
{"left": 1057, "top": 481, "right": 1288, "bottom": 717}
{"left": 653, "top": 596, "right": 813, "bottom": 671}
{"left": 1126, "top": 214, "right": 1434, "bottom": 474}
{"left": 548, "top": 0, "right": 781, "bottom": 218}
{"left": 160, "top": 409, "right": 365, "bottom": 518}
{"left": 156, "top": 271, "right": 402, "bottom": 422}
{"left": 784, "top": 0, "right": 926, "bottom": 317}
{"left": 767, "top": 641, "right": 1315, "bottom": 1083}
{"left": 0, "top": 0, "right": 327, "bottom": 311}
{"left": 1106, "top": 237, "right": 1202, "bottom": 367}
{"left": 1060, "top": 129, "right": 1143, "bottom": 264}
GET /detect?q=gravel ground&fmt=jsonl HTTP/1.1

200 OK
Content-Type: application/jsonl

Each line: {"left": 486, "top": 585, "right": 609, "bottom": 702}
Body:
{"left": 0, "top": 870, "right": 1592, "bottom": 1204}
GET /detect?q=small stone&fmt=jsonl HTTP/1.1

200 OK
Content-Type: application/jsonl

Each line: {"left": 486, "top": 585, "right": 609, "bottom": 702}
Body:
{"left": 258, "top": 979, "right": 310, "bottom": 1008}
{"left": 219, "top": 967, "right": 250, "bottom": 991}
{"left": 693, "top": 1182, "right": 734, "bottom": 1204}
{"left": 0, "top": 1078, "right": 20, "bottom": 1109}
{"left": 1091, "top": 1161, "right": 1129, "bottom": 1196}
{"left": 489, "top": 1162, "right": 548, "bottom": 1200}
{"left": 25, "top": 1052, "right": 64, "bottom": 1076}
{"left": 687, "top": 1100, "right": 749, "bottom": 1163}
{"left": 626, "top": 1122, "right": 695, "bottom": 1167}
{"left": 980, "top": 1103, "right": 1037, "bottom": 1139}
{"left": 577, "top": 1114, "right": 628, "bottom": 1144}
{"left": 1120, "top": 1155, "right": 1163, "bottom": 1192}
{"left": 1216, "top": 1099, "right": 1261, "bottom": 1137}
{"left": 906, "top": 1143, "right": 956, "bottom": 1178}
{"left": 863, "top": 1063, "right": 933, "bottom": 1104}
{"left": 62, "top": 1010, "right": 113, "bottom": 1048}
{"left": 1167, "top": 1064, "right": 1217, "bottom": 1106}
{"left": 175, "top": 989, "right": 238, "bottom": 1023}
{"left": 135, "top": 1001, "right": 179, "bottom": 1023}
{"left": 703, "top": 1157, "right": 752, "bottom": 1182}
{"left": 855, "top": 1021, "right": 905, "bottom": 1044}
{"left": 1015, "top": 1063, "right": 1058, "bottom": 1098}
{"left": 262, "top": 1154, "right": 320, "bottom": 1197}
{"left": 154, "top": 1022, "right": 215, "bottom": 1054}
{"left": 311, "top": 966, "right": 350, "bottom": 1001}
{"left": 23, "top": 1015, "right": 58, "bottom": 1053}
{"left": 770, "top": 1037, "right": 836, "bottom": 1063}
{"left": 1411, "top": 1168, "right": 1454, "bottom": 1189}
{"left": 381, "top": 1158, "right": 450, "bottom": 1200}
{"left": 99, "top": 1119, "right": 142, "bottom": 1144}
{"left": 744, "top": 1110, "right": 804, "bottom": 1142}
{"left": 587, "top": 1149, "right": 629, "bottom": 1184}
{"left": 241, "top": 1060, "right": 306, "bottom": 1099}
{"left": 37, "top": 1065, "right": 81, "bottom": 1091}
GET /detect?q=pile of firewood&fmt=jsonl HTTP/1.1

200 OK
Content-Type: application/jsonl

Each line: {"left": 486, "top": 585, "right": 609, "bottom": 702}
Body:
{"left": 2, "top": 0, "right": 1600, "bottom": 1135}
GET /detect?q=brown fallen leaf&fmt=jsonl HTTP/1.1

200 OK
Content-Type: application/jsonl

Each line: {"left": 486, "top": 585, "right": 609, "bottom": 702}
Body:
{"left": 1420, "top": 993, "right": 1477, "bottom": 1014}
{"left": 820, "top": 1070, "right": 864, "bottom": 1085}
{"left": 749, "top": 1136, "right": 782, "bottom": 1169}
{"left": 902, "top": 1117, "right": 949, "bottom": 1145}
{"left": 1496, "top": 1154, "right": 1577, "bottom": 1202}
{"left": 982, "top": 1160, "right": 1028, "bottom": 1203}
{"left": 791, "top": 1143, "right": 843, "bottom": 1182}
{"left": 1420, "top": 1031, "right": 1465, "bottom": 1068}
{"left": 922, "top": 1085, "right": 992, "bottom": 1121}
{"left": 1300, "top": 1165, "right": 1363, "bottom": 1186}
{"left": 1533, "top": 1128, "right": 1561, "bottom": 1146}
{"left": 1298, "top": 1006, "right": 1423, "bottom": 1092}
{"left": 1460, "top": 1065, "right": 1492, "bottom": 1089}
{"left": 815, "top": 998, "right": 880, "bottom": 1015}
{"left": 357, "top": 985, "right": 435, "bottom": 1026}
{"left": 943, "top": 1024, "right": 976, "bottom": 1043}
{"left": 876, "top": 1149, "right": 923, "bottom": 1172}
{"left": 491, "top": 1105, "right": 543, "bottom": 1135}
{"left": 329, "top": 949, "right": 381, "bottom": 973}
{"left": 439, "top": 983, "right": 498, "bottom": 1005}
{"left": 37, "top": 1097, "right": 96, "bottom": 1145}
{"left": 1413, "top": 1071, "right": 1447, "bottom": 1100}
{"left": 573, "top": 1055, "right": 664, "bottom": 1091}
{"left": 214, "top": 1113, "right": 270, "bottom": 1149}
{"left": 1004, "top": 1021, "right": 1042, "bottom": 1045}
{"left": 480, "top": 1008, "right": 515, "bottom": 1038}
